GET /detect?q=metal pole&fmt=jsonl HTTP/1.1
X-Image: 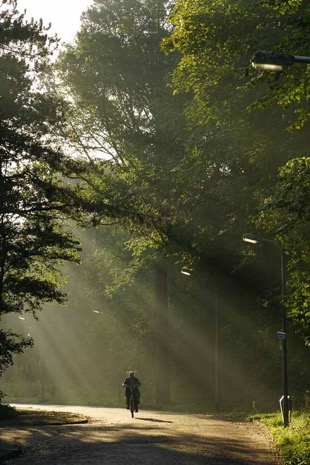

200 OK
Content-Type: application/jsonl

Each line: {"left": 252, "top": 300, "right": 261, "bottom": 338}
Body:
{"left": 261, "top": 239, "right": 289, "bottom": 426}
{"left": 214, "top": 285, "right": 219, "bottom": 411}
{"left": 293, "top": 55, "right": 310, "bottom": 64}
{"left": 280, "top": 247, "right": 289, "bottom": 427}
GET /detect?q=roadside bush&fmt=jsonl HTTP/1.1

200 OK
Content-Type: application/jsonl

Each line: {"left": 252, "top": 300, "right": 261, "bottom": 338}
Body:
{"left": 0, "top": 403, "right": 18, "bottom": 420}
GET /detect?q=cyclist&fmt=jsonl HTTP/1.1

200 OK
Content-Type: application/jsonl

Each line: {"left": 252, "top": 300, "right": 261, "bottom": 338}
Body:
{"left": 122, "top": 371, "right": 141, "bottom": 412}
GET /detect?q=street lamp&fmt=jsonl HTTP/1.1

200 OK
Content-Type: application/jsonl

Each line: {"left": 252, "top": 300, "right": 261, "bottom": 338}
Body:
{"left": 251, "top": 50, "right": 310, "bottom": 71}
{"left": 242, "top": 233, "right": 290, "bottom": 427}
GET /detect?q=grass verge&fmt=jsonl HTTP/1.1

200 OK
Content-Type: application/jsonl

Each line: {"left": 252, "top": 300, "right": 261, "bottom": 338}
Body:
{"left": 251, "top": 411, "right": 310, "bottom": 465}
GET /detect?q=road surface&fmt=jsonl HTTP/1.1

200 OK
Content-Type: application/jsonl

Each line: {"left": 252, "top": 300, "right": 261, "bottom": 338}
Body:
{"left": 2, "top": 404, "right": 279, "bottom": 464}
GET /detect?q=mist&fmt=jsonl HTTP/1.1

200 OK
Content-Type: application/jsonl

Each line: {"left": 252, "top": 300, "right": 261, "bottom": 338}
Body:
{"left": 2, "top": 226, "right": 308, "bottom": 412}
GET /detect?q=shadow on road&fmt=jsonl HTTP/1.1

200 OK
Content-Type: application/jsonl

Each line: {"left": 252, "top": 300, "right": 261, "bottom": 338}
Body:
{"left": 137, "top": 417, "right": 173, "bottom": 423}
{"left": 1, "top": 411, "right": 277, "bottom": 465}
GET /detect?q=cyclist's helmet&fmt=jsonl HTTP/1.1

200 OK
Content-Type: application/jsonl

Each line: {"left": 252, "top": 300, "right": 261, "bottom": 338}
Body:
{"left": 129, "top": 371, "right": 135, "bottom": 377}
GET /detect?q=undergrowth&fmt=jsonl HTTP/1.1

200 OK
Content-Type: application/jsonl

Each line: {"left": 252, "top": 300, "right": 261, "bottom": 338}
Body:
{"left": 0, "top": 403, "right": 18, "bottom": 420}
{"left": 257, "top": 411, "right": 310, "bottom": 465}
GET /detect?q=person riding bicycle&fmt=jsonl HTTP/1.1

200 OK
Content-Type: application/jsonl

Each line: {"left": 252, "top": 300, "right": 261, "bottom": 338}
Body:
{"left": 122, "top": 371, "right": 141, "bottom": 412}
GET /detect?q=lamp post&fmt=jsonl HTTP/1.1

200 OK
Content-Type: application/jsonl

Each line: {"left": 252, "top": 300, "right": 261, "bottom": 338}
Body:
{"left": 242, "top": 233, "right": 289, "bottom": 427}
{"left": 251, "top": 50, "right": 310, "bottom": 71}
{"left": 214, "top": 284, "right": 219, "bottom": 411}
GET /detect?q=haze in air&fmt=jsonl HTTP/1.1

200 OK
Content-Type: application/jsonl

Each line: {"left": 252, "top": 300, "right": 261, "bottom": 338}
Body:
{"left": 0, "top": 0, "right": 309, "bottom": 419}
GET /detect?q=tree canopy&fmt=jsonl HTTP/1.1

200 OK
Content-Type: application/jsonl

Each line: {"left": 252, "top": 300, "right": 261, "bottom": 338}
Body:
{"left": 1, "top": 0, "right": 309, "bottom": 408}
{"left": 164, "top": 0, "right": 310, "bottom": 343}
{"left": 0, "top": 0, "right": 82, "bottom": 380}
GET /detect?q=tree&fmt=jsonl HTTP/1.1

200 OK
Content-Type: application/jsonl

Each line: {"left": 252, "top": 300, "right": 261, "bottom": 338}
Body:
{"left": 164, "top": 0, "right": 310, "bottom": 343}
{"left": 164, "top": 0, "right": 310, "bottom": 127}
{"left": 55, "top": 0, "right": 193, "bottom": 403}
{"left": 257, "top": 157, "right": 310, "bottom": 344}
{"left": 53, "top": 0, "right": 278, "bottom": 407}
{"left": 0, "top": 0, "right": 306, "bottom": 409}
{"left": 0, "top": 0, "right": 83, "bottom": 380}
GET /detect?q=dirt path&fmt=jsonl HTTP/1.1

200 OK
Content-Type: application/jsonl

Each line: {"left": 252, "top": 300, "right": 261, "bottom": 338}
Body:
{"left": 1, "top": 404, "right": 279, "bottom": 464}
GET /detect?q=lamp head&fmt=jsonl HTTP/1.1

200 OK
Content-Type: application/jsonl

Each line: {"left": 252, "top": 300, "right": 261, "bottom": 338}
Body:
{"left": 181, "top": 268, "right": 191, "bottom": 276}
{"left": 242, "top": 233, "right": 258, "bottom": 244}
{"left": 251, "top": 50, "right": 295, "bottom": 71}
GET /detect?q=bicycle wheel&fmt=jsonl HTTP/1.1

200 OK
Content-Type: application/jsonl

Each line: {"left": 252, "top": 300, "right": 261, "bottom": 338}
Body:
{"left": 130, "top": 395, "right": 135, "bottom": 418}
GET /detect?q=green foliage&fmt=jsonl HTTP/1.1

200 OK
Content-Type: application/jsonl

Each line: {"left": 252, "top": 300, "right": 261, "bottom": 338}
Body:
{"left": 56, "top": 0, "right": 189, "bottom": 238}
{"left": 164, "top": 0, "right": 310, "bottom": 345}
{"left": 57, "top": 0, "right": 260, "bottom": 279}
{"left": 260, "top": 411, "right": 310, "bottom": 465}
{"left": 0, "top": 328, "right": 33, "bottom": 382}
{"left": 0, "top": 403, "right": 17, "bottom": 420}
{"left": 1, "top": 0, "right": 306, "bottom": 411}
{"left": 257, "top": 157, "right": 310, "bottom": 344}
{"left": 0, "top": 0, "right": 307, "bottom": 413}
{"left": 0, "top": 0, "right": 82, "bottom": 377}
{"left": 166, "top": 0, "right": 310, "bottom": 128}
{"left": 1, "top": 221, "right": 309, "bottom": 410}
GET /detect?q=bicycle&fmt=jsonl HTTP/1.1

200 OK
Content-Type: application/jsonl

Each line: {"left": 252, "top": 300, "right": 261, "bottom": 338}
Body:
{"left": 124, "top": 384, "right": 139, "bottom": 418}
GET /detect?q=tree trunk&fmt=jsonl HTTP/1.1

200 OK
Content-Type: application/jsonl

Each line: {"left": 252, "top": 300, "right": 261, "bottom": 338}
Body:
{"left": 154, "top": 263, "right": 170, "bottom": 404}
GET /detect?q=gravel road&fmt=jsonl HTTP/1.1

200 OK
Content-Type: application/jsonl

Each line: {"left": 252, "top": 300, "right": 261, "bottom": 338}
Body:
{"left": 1, "top": 404, "right": 280, "bottom": 465}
